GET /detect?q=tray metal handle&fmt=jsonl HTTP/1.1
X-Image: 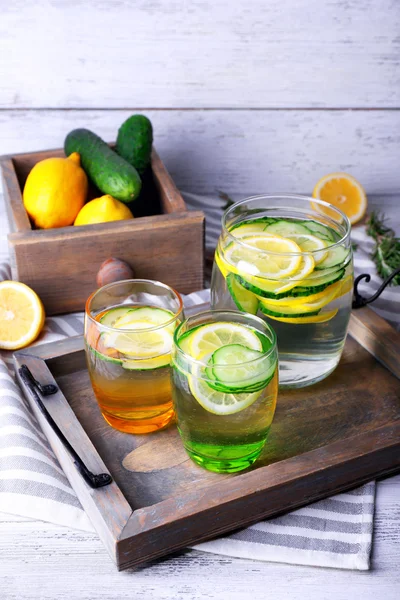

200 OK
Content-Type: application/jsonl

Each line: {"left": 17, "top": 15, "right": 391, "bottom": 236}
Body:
{"left": 19, "top": 364, "right": 112, "bottom": 489}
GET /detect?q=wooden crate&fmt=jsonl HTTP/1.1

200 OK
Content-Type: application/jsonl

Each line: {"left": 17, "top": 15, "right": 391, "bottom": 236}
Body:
{"left": 0, "top": 147, "right": 205, "bottom": 315}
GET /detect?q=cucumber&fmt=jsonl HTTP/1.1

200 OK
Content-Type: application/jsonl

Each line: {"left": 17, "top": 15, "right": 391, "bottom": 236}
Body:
{"left": 226, "top": 274, "right": 259, "bottom": 315}
{"left": 298, "top": 220, "right": 336, "bottom": 242}
{"left": 229, "top": 221, "right": 269, "bottom": 238}
{"left": 264, "top": 219, "right": 312, "bottom": 238}
{"left": 230, "top": 217, "right": 277, "bottom": 231}
{"left": 237, "top": 267, "right": 345, "bottom": 300}
{"left": 289, "top": 268, "right": 345, "bottom": 296}
{"left": 116, "top": 115, "right": 153, "bottom": 175}
{"left": 64, "top": 128, "right": 142, "bottom": 203}
{"left": 260, "top": 304, "right": 320, "bottom": 318}
{"left": 205, "top": 344, "right": 275, "bottom": 393}
{"left": 99, "top": 306, "right": 136, "bottom": 327}
{"left": 315, "top": 245, "right": 350, "bottom": 270}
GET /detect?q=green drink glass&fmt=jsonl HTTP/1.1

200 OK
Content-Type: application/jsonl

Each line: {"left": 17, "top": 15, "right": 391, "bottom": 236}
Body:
{"left": 171, "top": 310, "right": 278, "bottom": 473}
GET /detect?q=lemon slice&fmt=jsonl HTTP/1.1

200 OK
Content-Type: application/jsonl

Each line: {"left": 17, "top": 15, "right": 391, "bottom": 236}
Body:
{"left": 312, "top": 172, "right": 367, "bottom": 225}
{"left": 258, "top": 280, "right": 343, "bottom": 310}
{"left": 189, "top": 322, "right": 262, "bottom": 359}
{"left": 188, "top": 375, "right": 262, "bottom": 415}
{"left": 0, "top": 281, "right": 45, "bottom": 350}
{"left": 284, "top": 233, "right": 328, "bottom": 265}
{"left": 105, "top": 327, "right": 173, "bottom": 358}
{"left": 266, "top": 309, "right": 339, "bottom": 324}
{"left": 243, "top": 253, "right": 315, "bottom": 296}
{"left": 103, "top": 306, "right": 175, "bottom": 360}
{"left": 224, "top": 235, "right": 302, "bottom": 280}
{"left": 114, "top": 306, "right": 176, "bottom": 332}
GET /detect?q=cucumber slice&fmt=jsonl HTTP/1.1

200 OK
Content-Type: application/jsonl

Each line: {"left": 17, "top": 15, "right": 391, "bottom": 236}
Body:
{"left": 315, "top": 245, "right": 350, "bottom": 270}
{"left": 230, "top": 217, "right": 277, "bottom": 231}
{"left": 226, "top": 273, "right": 259, "bottom": 315}
{"left": 205, "top": 344, "right": 275, "bottom": 393}
{"left": 99, "top": 306, "right": 136, "bottom": 327}
{"left": 229, "top": 221, "right": 268, "bottom": 238}
{"left": 289, "top": 268, "right": 345, "bottom": 296}
{"left": 260, "top": 304, "right": 321, "bottom": 318}
{"left": 264, "top": 220, "right": 313, "bottom": 238}
{"left": 238, "top": 267, "right": 345, "bottom": 300}
{"left": 298, "top": 220, "right": 336, "bottom": 242}
{"left": 236, "top": 275, "right": 298, "bottom": 300}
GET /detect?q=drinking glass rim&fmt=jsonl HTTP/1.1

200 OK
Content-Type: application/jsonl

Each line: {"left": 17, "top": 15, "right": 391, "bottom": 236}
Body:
{"left": 173, "top": 309, "right": 277, "bottom": 368}
{"left": 85, "top": 278, "right": 184, "bottom": 333}
{"left": 222, "top": 193, "right": 351, "bottom": 256}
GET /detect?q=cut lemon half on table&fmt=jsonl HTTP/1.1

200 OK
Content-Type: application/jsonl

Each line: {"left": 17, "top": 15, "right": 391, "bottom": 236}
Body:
{"left": 188, "top": 322, "right": 263, "bottom": 359}
{"left": 224, "top": 235, "right": 303, "bottom": 280}
{"left": 312, "top": 172, "right": 367, "bottom": 225}
{"left": 0, "top": 281, "right": 45, "bottom": 350}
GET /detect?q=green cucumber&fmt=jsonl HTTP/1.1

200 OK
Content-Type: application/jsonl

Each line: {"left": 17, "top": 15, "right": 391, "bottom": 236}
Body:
{"left": 64, "top": 128, "right": 141, "bottom": 203}
{"left": 315, "top": 245, "right": 350, "bottom": 270}
{"left": 230, "top": 217, "right": 277, "bottom": 232}
{"left": 289, "top": 268, "right": 345, "bottom": 296}
{"left": 260, "top": 305, "right": 320, "bottom": 318}
{"left": 237, "top": 267, "right": 345, "bottom": 300}
{"left": 264, "top": 219, "right": 312, "bottom": 238}
{"left": 298, "top": 220, "right": 336, "bottom": 242}
{"left": 99, "top": 306, "right": 136, "bottom": 327}
{"left": 205, "top": 344, "right": 275, "bottom": 393}
{"left": 226, "top": 273, "right": 259, "bottom": 315}
{"left": 116, "top": 115, "right": 153, "bottom": 175}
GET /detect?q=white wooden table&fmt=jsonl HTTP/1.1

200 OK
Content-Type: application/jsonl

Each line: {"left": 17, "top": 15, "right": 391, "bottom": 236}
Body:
{"left": 0, "top": 195, "right": 399, "bottom": 599}
{"left": 0, "top": 2, "right": 399, "bottom": 595}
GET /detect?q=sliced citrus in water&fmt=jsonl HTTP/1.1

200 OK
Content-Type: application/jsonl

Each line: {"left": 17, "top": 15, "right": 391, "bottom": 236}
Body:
{"left": 223, "top": 235, "right": 302, "bottom": 280}
{"left": 312, "top": 172, "right": 367, "bottom": 225}
{"left": 113, "top": 306, "right": 176, "bottom": 332}
{"left": 102, "top": 306, "right": 174, "bottom": 362}
{"left": 0, "top": 281, "right": 45, "bottom": 350}
{"left": 188, "top": 375, "right": 262, "bottom": 415}
{"left": 189, "top": 322, "right": 262, "bottom": 359}
{"left": 283, "top": 233, "right": 328, "bottom": 265}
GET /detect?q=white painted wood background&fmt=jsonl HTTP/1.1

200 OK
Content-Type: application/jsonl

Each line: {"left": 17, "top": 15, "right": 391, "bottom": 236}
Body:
{"left": 0, "top": 1, "right": 399, "bottom": 598}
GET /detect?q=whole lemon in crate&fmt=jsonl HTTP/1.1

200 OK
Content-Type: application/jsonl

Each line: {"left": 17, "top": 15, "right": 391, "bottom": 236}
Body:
{"left": 74, "top": 195, "right": 134, "bottom": 226}
{"left": 23, "top": 153, "right": 88, "bottom": 229}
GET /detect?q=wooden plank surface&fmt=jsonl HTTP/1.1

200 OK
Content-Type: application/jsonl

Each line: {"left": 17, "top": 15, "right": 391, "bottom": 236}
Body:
{"left": 0, "top": 0, "right": 399, "bottom": 109}
{"left": 0, "top": 109, "right": 399, "bottom": 195}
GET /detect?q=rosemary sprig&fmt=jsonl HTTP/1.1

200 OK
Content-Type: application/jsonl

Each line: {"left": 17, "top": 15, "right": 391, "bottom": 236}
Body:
{"left": 366, "top": 211, "right": 400, "bottom": 285}
{"left": 218, "top": 190, "right": 234, "bottom": 211}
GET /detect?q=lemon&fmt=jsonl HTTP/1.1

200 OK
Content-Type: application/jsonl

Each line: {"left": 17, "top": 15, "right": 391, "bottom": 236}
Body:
{"left": 189, "top": 322, "right": 262, "bottom": 359}
{"left": 188, "top": 375, "right": 262, "bottom": 415}
{"left": 223, "top": 235, "right": 302, "bottom": 280}
{"left": 312, "top": 172, "right": 367, "bottom": 225}
{"left": 0, "top": 281, "right": 45, "bottom": 350}
{"left": 283, "top": 233, "right": 328, "bottom": 265}
{"left": 23, "top": 153, "right": 88, "bottom": 229}
{"left": 74, "top": 195, "right": 133, "bottom": 226}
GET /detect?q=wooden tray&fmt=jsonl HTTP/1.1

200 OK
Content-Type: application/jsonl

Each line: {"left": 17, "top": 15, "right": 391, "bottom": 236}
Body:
{"left": 14, "top": 306, "right": 400, "bottom": 571}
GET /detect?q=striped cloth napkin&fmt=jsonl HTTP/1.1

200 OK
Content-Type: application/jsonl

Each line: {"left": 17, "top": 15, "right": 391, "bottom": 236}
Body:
{"left": 0, "top": 198, "right": 398, "bottom": 570}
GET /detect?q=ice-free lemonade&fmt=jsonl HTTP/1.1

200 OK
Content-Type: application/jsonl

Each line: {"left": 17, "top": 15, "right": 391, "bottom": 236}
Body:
{"left": 85, "top": 304, "right": 179, "bottom": 434}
